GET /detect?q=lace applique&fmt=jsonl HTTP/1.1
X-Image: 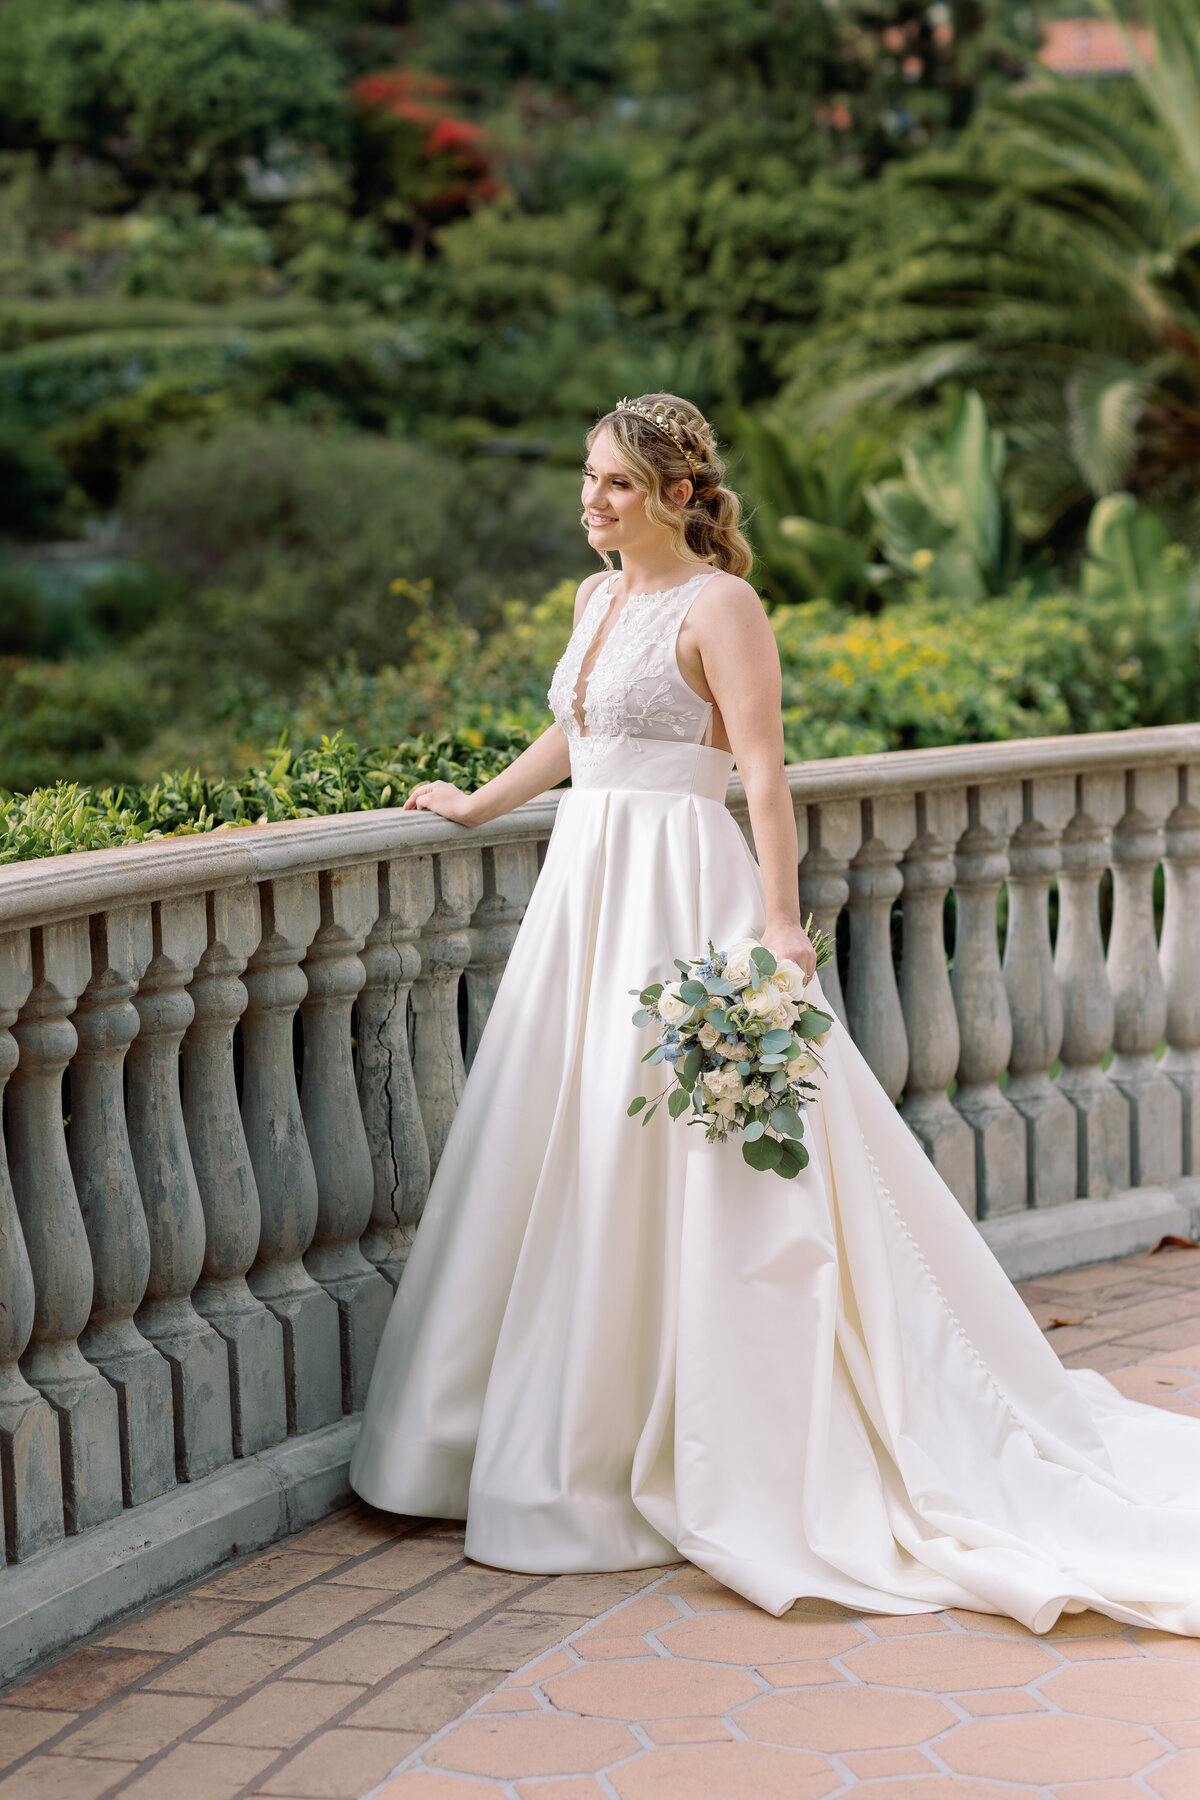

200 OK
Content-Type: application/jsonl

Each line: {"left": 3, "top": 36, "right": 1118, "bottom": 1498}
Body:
{"left": 547, "top": 571, "right": 716, "bottom": 754}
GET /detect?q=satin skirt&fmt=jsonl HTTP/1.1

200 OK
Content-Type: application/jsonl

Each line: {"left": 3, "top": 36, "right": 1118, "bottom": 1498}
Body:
{"left": 351, "top": 737, "right": 1200, "bottom": 1633}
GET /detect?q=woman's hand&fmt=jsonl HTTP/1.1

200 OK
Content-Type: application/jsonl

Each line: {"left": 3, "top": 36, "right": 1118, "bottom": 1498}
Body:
{"left": 764, "top": 918, "right": 818, "bottom": 986}
{"left": 403, "top": 780, "right": 479, "bottom": 826}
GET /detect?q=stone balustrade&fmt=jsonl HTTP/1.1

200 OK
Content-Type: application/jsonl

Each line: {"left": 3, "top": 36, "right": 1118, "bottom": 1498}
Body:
{"left": 3, "top": 722, "right": 1200, "bottom": 1679}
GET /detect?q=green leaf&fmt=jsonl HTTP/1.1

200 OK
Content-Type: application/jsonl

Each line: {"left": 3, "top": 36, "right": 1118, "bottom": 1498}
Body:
{"left": 627, "top": 1096, "right": 647, "bottom": 1116}
{"left": 705, "top": 977, "right": 736, "bottom": 996}
{"left": 770, "top": 1070, "right": 789, "bottom": 1092}
{"left": 668, "top": 1087, "right": 690, "bottom": 1119}
{"left": 682, "top": 1046, "right": 703, "bottom": 1083}
{"left": 644, "top": 1045, "right": 666, "bottom": 1064}
{"left": 797, "top": 1011, "right": 832, "bottom": 1039}
{"left": 761, "top": 1028, "right": 793, "bottom": 1052}
{"left": 640, "top": 983, "right": 664, "bottom": 1005}
{"left": 769, "top": 1105, "right": 804, "bottom": 1140}
{"left": 679, "top": 980, "right": 708, "bottom": 1005}
{"left": 641, "top": 1101, "right": 659, "bottom": 1126}
{"left": 631, "top": 1009, "right": 651, "bottom": 1028}
{"left": 751, "top": 946, "right": 777, "bottom": 977}
{"left": 736, "top": 1060, "right": 751, "bottom": 1076}
{"left": 674, "top": 959, "right": 693, "bottom": 975}
{"left": 743, "top": 1134, "right": 782, "bottom": 1172}
{"left": 776, "top": 1140, "right": 809, "bottom": 1179}
{"left": 743, "top": 1119, "right": 765, "bottom": 1141}
{"left": 707, "top": 1009, "right": 731, "bottom": 1032}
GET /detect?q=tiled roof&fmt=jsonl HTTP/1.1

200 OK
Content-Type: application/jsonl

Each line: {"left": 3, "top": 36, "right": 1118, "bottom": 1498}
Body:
{"left": 1038, "top": 17, "right": 1156, "bottom": 76}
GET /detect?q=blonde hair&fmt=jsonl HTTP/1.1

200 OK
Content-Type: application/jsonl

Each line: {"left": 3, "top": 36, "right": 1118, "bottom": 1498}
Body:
{"left": 586, "top": 393, "right": 754, "bottom": 578}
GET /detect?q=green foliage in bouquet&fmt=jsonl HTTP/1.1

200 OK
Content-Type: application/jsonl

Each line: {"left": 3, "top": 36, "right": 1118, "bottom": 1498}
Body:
{"left": 628, "top": 930, "right": 835, "bottom": 1180}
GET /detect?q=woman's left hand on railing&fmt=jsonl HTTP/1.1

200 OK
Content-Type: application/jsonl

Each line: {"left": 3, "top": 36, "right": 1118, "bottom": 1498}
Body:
{"left": 404, "top": 781, "right": 481, "bottom": 825}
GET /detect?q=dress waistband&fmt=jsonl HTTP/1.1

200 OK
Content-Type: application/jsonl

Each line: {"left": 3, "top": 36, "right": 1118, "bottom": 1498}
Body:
{"left": 568, "top": 738, "right": 734, "bottom": 801}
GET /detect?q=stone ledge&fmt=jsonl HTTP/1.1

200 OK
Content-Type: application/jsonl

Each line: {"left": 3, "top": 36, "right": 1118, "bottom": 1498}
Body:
{"left": 979, "top": 1186, "right": 1194, "bottom": 1283}
{"left": 0, "top": 1415, "right": 358, "bottom": 1687}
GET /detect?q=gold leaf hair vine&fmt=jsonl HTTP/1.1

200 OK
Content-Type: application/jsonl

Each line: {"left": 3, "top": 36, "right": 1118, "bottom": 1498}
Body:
{"left": 613, "top": 398, "right": 702, "bottom": 477}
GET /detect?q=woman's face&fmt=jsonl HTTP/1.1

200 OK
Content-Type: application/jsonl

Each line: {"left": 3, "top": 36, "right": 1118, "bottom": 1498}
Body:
{"left": 581, "top": 427, "right": 653, "bottom": 555}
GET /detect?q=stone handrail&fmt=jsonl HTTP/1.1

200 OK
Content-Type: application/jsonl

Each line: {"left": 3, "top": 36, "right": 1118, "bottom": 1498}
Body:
{"left": 3, "top": 721, "right": 1200, "bottom": 1677}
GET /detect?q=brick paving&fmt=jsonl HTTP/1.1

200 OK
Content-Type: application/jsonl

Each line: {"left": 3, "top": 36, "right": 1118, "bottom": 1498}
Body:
{"left": 4, "top": 1242, "right": 1200, "bottom": 1799}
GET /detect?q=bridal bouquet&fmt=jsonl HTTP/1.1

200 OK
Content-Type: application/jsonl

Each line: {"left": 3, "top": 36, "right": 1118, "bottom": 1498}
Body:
{"left": 627, "top": 929, "right": 835, "bottom": 1179}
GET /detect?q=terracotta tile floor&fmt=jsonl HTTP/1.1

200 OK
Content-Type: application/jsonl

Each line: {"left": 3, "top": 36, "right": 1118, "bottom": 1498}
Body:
{"left": 6, "top": 1243, "right": 1200, "bottom": 1799}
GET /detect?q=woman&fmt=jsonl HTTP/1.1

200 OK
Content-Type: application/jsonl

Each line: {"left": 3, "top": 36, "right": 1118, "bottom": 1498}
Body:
{"left": 351, "top": 393, "right": 1200, "bottom": 1634}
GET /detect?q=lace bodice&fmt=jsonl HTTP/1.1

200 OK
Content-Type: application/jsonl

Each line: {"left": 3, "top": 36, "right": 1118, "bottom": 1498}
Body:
{"left": 548, "top": 570, "right": 719, "bottom": 754}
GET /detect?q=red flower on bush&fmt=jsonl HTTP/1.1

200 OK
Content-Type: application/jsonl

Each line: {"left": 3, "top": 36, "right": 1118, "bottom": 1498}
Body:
{"left": 353, "top": 67, "right": 499, "bottom": 218}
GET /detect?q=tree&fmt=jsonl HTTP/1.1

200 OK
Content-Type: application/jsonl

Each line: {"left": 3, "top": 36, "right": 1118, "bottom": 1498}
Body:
{"left": 788, "top": 0, "right": 1200, "bottom": 528}
{"left": 0, "top": 0, "right": 348, "bottom": 207}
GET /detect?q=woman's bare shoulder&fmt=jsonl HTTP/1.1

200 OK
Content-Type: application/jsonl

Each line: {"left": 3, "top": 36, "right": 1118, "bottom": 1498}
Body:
{"left": 692, "top": 571, "right": 769, "bottom": 633}
{"left": 573, "top": 568, "right": 609, "bottom": 624}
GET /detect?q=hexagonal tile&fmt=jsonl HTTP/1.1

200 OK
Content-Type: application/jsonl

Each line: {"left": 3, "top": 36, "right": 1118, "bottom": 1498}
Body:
{"left": 739, "top": 1685, "right": 955, "bottom": 1751}
{"left": 425, "top": 1715, "right": 636, "bottom": 1779}
{"left": 1146, "top": 1752, "right": 1200, "bottom": 1799}
{"left": 939, "top": 1715, "right": 1160, "bottom": 1782}
{"left": 844, "top": 1782, "right": 1039, "bottom": 1799}
{"left": 608, "top": 1741, "right": 840, "bottom": 1799}
{"left": 845, "top": 1632, "right": 1056, "bottom": 1691}
{"left": 543, "top": 1659, "right": 758, "bottom": 1721}
{"left": 659, "top": 1612, "right": 864, "bottom": 1666}
{"left": 1041, "top": 1657, "right": 1200, "bottom": 1722}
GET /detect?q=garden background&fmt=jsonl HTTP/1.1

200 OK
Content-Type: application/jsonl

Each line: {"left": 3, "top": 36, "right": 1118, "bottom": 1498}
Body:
{"left": 2, "top": 0, "right": 1199, "bottom": 858}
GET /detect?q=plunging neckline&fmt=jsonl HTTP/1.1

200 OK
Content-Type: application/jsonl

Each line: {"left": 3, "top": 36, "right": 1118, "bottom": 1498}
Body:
{"left": 570, "top": 569, "right": 715, "bottom": 737}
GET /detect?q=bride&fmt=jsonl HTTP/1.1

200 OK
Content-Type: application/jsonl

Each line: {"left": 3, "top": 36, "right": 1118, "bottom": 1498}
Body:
{"left": 351, "top": 392, "right": 1200, "bottom": 1634}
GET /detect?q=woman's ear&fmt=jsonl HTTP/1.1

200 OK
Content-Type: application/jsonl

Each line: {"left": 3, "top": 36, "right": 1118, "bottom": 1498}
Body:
{"left": 670, "top": 479, "right": 694, "bottom": 509}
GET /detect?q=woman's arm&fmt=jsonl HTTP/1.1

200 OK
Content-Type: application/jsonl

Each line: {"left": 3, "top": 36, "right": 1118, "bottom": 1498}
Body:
{"left": 689, "top": 578, "right": 817, "bottom": 982}
{"left": 403, "top": 721, "right": 570, "bottom": 826}
{"left": 403, "top": 572, "right": 605, "bottom": 826}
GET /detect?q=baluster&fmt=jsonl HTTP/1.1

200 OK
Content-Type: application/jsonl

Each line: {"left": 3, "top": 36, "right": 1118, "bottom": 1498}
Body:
{"left": 243, "top": 876, "right": 342, "bottom": 1434}
{"left": 73, "top": 908, "right": 175, "bottom": 1506}
{"left": 411, "top": 849, "right": 484, "bottom": 1175}
{"left": 845, "top": 798, "right": 907, "bottom": 1101}
{"left": 300, "top": 867, "right": 391, "bottom": 1414}
{"left": 797, "top": 804, "right": 849, "bottom": 1027}
{"left": 1106, "top": 770, "right": 1180, "bottom": 1186}
{"left": 1003, "top": 785, "right": 1077, "bottom": 1208}
{"left": 1160, "top": 767, "right": 1200, "bottom": 1172}
{"left": 10, "top": 923, "right": 122, "bottom": 1533}
{"left": 899, "top": 796, "right": 975, "bottom": 1212}
{"left": 128, "top": 899, "right": 233, "bottom": 1481}
{"left": 0, "top": 930, "right": 63, "bottom": 1561}
{"left": 184, "top": 887, "right": 286, "bottom": 1458}
{"left": 465, "top": 844, "right": 539, "bottom": 1070}
{"left": 359, "top": 857, "right": 435, "bottom": 1287}
{"left": 1054, "top": 778, "right": 1129, "bottom": 1195}
{"left": 951, "top": 790, "right": 1026, "bottom": 1216}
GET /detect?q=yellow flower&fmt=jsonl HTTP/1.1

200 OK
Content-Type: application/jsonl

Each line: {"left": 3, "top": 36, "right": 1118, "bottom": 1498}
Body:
{"left": 911, "top": 548, "right": 935, "bottom": 573}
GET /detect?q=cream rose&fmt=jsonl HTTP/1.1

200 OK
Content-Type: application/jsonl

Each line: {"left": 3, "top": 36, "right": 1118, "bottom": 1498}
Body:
{"left": 715, "top": 1037, "right": 743, "bottom": 1060}
{"left": 744, "top": 1080, "right": 768, "bottom": 1107}
{"left": 744, "top": 979, "right": 784, "bottom": 1017}
{"left": 787, "top": 1051, "right": 816, "bottom": 1083}
{"left": 774, "top": 957, "right": 808, "bottom": 1000}
{"left": 722, "top": 937, "right": 760, "bottom": 986}
{"left": 769, "top": 997, "right": 799, "bottom": 1030}
{"left": 702, "top": 1067, "right": 744, "bottom": 1103}
{"left": 697, "top": 1022, "right": 722, "bottom": 1050}
{"left": 657, "top": 983, "right": 692, "bottom": 1026}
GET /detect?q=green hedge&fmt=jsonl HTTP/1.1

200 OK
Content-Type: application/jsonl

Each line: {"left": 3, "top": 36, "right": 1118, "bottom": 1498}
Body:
{"left": 0, "top": 729, "right": 533, "bottom": 863}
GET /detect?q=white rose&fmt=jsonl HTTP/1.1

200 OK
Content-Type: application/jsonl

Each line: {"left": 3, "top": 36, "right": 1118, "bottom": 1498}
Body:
{"left": 787, "top": 1050, "right": 816, "bottom": 1084}
{"left": 744, "top": 980, "right": 784, "bottom": 1016}
{"left": 722, "top": 937, "right": 760, "bottom": 986}
{"left": 715, "top": 1037, "right": 743, "bottom": 1060}
{"left": 812, "top": 1027, "right": 832, "bottom": 1045}
{"left": 745, "top": 1080, "right": 767, "bottom": 1107}
{"left": 769, "top": 997, "right": 799, "bottom": 1030}
{"left": 774, "top": 957, "right": 808, "bottom": 1000}
{"left": 710, "top": 1096, "right": 738, "bottom": 1120}
{"left": 698, "top": 1022, "right": 722, "bottom": 1049}
{"left": 658, "top": 983, "right": 692, "bottom": 1026}
{"left": 702, "top": 1067, "right": 743, "bottom": 1102}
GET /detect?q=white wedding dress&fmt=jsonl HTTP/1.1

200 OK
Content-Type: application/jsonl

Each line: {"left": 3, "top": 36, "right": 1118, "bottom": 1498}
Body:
{"left": 351, "top": 568, "right": 1200, "bottom": 1634}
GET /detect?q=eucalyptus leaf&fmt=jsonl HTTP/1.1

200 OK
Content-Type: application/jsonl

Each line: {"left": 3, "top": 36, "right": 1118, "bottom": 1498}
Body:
{"left": 674, "top": 959, "right": 693, "bottom": 974}
{"left": 797, "top": 1010, "right": 833, "bottom": 1039}
{"left": 679, "top": 980, "right": 708, "bottom": 1004}
{"left": 643, "top": 1045, "right": 666, "bottom": 1064}
{"left": 760, "top": 1028, "right": 793, "bottom": 1052}
{"left": 682, "top": 1046, "right": 703, "bottom": 1082}
{"left": 743, "top": 1134, "right": 782, "bottom": 1172}
{"left": 631, "top": 1008, "right": 651, "bottom": 1028}
{"left": 668, "top": 1087, "right": 690, "bottom": 1119}
{"left": 743, "top": 1119, "right": 765, "bottom": 1141}
{"left": 769, "top": 1105, "right": 805, "bottom": 1140}
{"left": 705, "top": 977, "right": 736, "bottom": 996}
{"left": 707, "top": 1009, "right": 730, "bottom": 1032}
{"left": 770, "top": 1070, "right": 789, "bottom": 1092}
{"left": 627, "top": 1096, "right": 647, "bottom": 1116}
{"left": 776, "top": 1140, "right": 809, "bottom": 1178}
{"left": 640, "top": 983, "right": 664, "bottom": 1004}
{"left": 641, "top": 1101, "right": 659, "bottom": 1126}
{"left": 736, "top": 1060, "right": 751, "bottom": 1076}
{"left": 751, "top": 946, "right": 777, "bottom": 976}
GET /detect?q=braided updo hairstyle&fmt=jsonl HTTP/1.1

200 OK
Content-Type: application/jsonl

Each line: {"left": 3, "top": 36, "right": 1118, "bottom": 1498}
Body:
{"left": 587, "top": 393, "right": 754, "bottom": 578}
